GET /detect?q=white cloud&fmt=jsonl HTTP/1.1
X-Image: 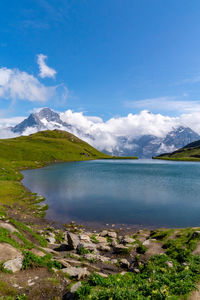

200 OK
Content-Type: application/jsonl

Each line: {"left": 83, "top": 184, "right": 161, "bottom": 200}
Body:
{"left": 37, "top": 54, "right": 56, "bottom": 79}
{"left": 0, "top": 116, "right": 25, "bottom": 128}
{"left": 60, "top": 110, "right": 179, "bottom": 152}
{"left": 0, "top": 116, "right": 25, "bottom": 139}
{"left": 0, "top": 65, "right": 68, "bottom": 103}
{"left": 125, "top": 97, "right": 200, "bottom": 114}
{"left": 0, "top": 128, "right": 18, "bottom": 139}
{"left": 60, "top": 109, "right": 200, "bottom": 153}
{"left": 0, "top": 67, "right": 56, "bottom": 102}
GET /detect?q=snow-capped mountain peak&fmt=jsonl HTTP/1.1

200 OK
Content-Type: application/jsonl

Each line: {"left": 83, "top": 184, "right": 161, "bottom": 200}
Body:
{"left": 12, "top": 108, "right": 71, "bottom": 134}
{"left": 37, "top": 108, "right": 61, "bottom": 123}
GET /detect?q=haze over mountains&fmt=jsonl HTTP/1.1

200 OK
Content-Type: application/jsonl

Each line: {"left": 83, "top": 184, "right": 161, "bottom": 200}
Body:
{"left": 1, "top": 108, "right": 200, "bottom": 158}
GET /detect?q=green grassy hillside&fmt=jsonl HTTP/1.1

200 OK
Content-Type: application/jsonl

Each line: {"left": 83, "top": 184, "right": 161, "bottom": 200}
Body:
{"left": 154, "top": 139, "right": 200, "bottom": 161}
{"left": 0, "top": 129, "right": 110, "bottom": 163}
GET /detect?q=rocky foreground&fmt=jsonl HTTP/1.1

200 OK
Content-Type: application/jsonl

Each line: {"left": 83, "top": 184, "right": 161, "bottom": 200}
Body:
{"left": 1, "top": 215, "right": 200, "bottom": 299}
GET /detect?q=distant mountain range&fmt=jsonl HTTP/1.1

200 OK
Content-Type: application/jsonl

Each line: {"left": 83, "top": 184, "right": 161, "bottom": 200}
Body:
{"left": 9, "top": 108, "right": 200, "bottom": 158}
{"left": 112, "top": 126, "right": 200, "bottom": 158}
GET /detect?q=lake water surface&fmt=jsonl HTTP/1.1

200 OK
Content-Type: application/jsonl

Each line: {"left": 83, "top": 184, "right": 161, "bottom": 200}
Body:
{"left": 22, "top": 159, "right": 200, "bottom": 228}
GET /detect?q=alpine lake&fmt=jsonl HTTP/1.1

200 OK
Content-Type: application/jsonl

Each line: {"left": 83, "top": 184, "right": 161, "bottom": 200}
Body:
{"left": 22, "top": 159, "right": 200, "bottom": 228}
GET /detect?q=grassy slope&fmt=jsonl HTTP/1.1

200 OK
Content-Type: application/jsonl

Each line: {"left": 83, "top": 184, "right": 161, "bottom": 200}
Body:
{"left": 0, "top": 129, "right": 110, "bottom": 163}
{"left": 154, "top": 139, "right": 200, "bottom": 161}
{"left": 0, "top": 129, "right": 111, "bottom": 207}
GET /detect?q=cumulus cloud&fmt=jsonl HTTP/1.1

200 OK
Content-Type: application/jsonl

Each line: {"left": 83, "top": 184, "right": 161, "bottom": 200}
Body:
{"left": 60, "top": 109, "right": 200, "bottom": 153}
{"left": 60, "top": 110, "right": 179, "bottom": 152}
{"left": 0, "top": 67, "right": 56, "bottom": 102}
{"left": 37, "top": 54, "right": 56, "bottom": 78}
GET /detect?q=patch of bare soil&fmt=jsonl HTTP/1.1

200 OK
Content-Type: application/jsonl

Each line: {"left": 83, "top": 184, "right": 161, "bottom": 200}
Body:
{"left": 0, "top": 268, "right": 69, "bottom": 300}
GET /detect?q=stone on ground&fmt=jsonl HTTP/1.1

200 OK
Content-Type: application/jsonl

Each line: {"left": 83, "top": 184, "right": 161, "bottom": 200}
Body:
{"left": 120, "top": 258, "right": 130, "bottom": 268}
{"left": 31, "top": 248, "right": 46, "bottom": 257}
{"left": 0, "top": 243, "right": 22, "bottom": 262}
{"left": 66, "top": 232, "right": 80, "bottom": 250}
{"left": 61, "top": 267, "right": 89, "bottom": 280}
{"left": 3, "top": 255, "right": 23, "bottom": 272}
{"left": 0, "top": 222, "right": 19, "bottom": 233}
{"left": 70, "top": 281, "right": 82, "bottom": 293}
{"left": 113, "top": 244, "right": 129, "bottom": 254}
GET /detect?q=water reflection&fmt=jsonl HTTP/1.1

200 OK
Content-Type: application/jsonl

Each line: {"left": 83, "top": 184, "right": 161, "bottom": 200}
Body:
{"left": 22, "top": 159, "right": 200, "bottom": 227}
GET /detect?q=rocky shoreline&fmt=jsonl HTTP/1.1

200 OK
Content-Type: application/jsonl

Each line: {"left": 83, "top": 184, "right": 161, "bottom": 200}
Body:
{"left": 1, "top": 212, "right": 200, "bottom": 299}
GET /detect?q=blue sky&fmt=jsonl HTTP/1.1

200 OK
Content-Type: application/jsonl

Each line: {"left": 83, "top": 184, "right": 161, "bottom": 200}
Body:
{"left": 1, "top": 0, "right": 200, "bottom": 119}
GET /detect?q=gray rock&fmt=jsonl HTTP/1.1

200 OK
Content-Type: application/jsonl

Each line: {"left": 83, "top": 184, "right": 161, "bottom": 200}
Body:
{"left": 78, "top": 242, "right": 97, "bottom": 251}
{"left": 96, "top": 255, "right": 110, "bottom": 263}
{"left": 4, "top": 256, "right": 23, "bottom": 272}
{"left": 56, "top": 258, "right": 71, "bottom": 268}
{"left": 100, "top": 230, "right": 108, "bottom": 237}
{"left": 142, "top": 239, "right": 150, "bottom": 246}
{"left": 83, "top": 253, "right": 110, "bottom": 263}
{"left": 143, "top": 239, "right": 156, "bottom": 246}
{"left": 165, "top": 261, "right": 173, "bottom": 268}
{"left": 120, "top": 271, "right": 128, "bottom": 275}
{"left": 120, "top": 259, "right": 130, "bottom": 269}
{"left": 107, "top": 231, "right": 117, "bottom": 239}
{"left": 66, "top": 232, "right": 80, "bottom": 250}
{"left": 46, "top": 232, "right": 56, "bottom": 244}
{"left": 96, "top": 236, "right": 107, "bottom": 243}
{"left": 111, "top": 239, "right": 118, "bottom": 247}
{"left": 83, "top": 253, "right": 96, "bottom": 261}
{"left": 61, "top": 267, "right": 89, "bottom": 280}
{"left": 111, "top": 259, "right": 118, "bottom": 264}
{"left": 0, "top": 244, "right": 22, "bottom": 262}
{"left": 122, "top": 237, "right": 135, "bottom": 244}
{"left": 70, "top": 282, "right": 82, "bottom": 293}
{"left": 97, "top": 243, "right": 111, "bottom": 251}
{"left": 31, "top": 249, "right": 46, "bottom": 257}
{"left": 133, "top": 268, "right": 140, "bottom": 273}
{"left": 79, "top": 234, "right": 90, "bottom": 243}
{"left": 0, "top": 222, "right": 19, "bottom": 233}
{"left": 113, "top": 244, "right": 129, "bottom": 254}
{"left": 96, "top": 272, "right": 108, "bottom": 278}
